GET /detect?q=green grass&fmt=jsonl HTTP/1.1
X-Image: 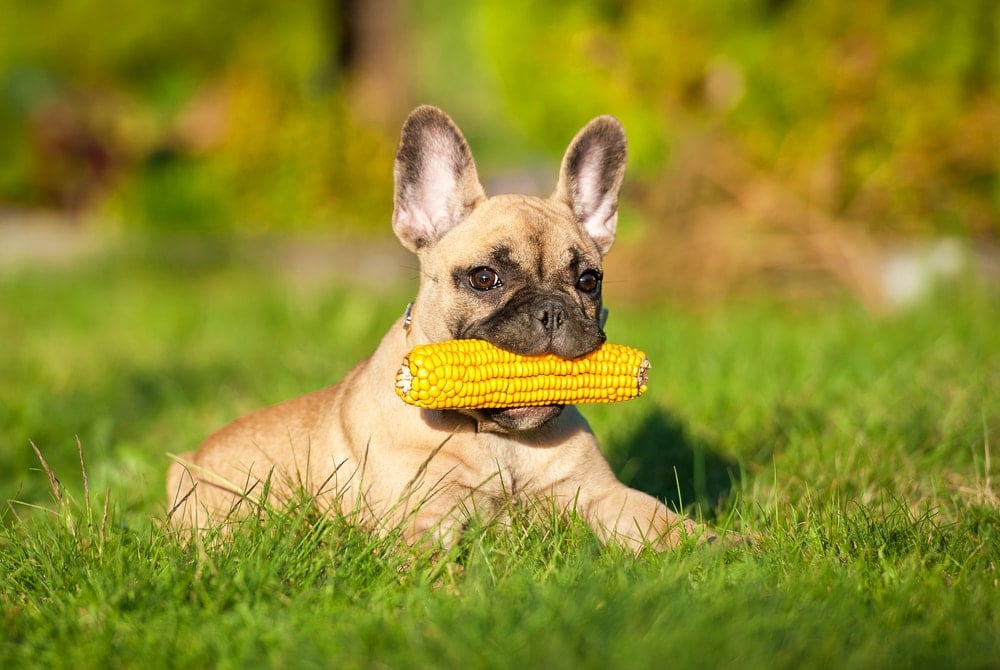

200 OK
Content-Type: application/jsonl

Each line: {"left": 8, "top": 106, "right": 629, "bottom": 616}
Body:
{"left": 1, "top": 238, "right": 998, "bottom": 668}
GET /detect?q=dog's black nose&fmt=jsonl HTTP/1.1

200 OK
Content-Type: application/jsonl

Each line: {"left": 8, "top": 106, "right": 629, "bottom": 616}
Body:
{"left": 534, "top": 301, "right": 567, "bottom": 332}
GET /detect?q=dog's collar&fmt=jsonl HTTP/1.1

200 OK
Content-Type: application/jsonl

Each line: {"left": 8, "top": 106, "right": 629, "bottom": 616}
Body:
{"left": 402, "top": 302, "right": 414, "bottom": 332}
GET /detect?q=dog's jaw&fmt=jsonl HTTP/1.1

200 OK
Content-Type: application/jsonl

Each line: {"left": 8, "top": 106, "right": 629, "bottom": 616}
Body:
{"left": 470, "top": 405, "right": 565, "bottom": 433}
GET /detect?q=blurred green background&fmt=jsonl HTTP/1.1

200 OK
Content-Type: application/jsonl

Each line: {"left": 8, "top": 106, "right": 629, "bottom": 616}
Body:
{"left": 0, "top": 0, "right": 997, "bottom": 302}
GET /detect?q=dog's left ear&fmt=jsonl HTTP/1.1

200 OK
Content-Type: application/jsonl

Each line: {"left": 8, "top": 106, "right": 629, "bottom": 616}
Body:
{"left": 392, "top": 106, "right": 487, "bottom": 253}
{"left": 553, "top": 116, "right": 628, "bottom": 256}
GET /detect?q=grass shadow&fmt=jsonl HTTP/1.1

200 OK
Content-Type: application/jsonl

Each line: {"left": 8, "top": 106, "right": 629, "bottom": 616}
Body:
{"left": 605, "top": 408, "right": 741, "bottom": 520}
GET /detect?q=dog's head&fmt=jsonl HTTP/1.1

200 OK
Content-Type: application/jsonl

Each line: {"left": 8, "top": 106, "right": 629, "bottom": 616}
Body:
{"left": 391, "top": 106, "right": 627, "bottom": 432}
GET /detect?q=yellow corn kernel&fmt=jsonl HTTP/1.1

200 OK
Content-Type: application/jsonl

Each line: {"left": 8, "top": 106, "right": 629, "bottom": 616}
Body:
{"left": 394, "top": 339, "right": 650, "bottom": 409}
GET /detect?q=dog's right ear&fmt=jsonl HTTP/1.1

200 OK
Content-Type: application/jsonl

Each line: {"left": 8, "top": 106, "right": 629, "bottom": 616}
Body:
{"left": 392, "top": 106, "right": 487, "bottom": 253}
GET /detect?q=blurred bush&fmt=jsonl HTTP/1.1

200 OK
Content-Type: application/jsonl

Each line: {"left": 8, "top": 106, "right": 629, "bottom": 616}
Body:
{"left": 0, "top": 0, "right": 395, "bottom": 231}
{"left": 0, "top": 0, "right": 996, "bottom": 237}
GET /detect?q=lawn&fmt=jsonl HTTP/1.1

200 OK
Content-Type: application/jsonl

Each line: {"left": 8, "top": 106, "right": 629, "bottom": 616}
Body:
{"left": 1, "top": 236, "right": 997, "bottom": 669}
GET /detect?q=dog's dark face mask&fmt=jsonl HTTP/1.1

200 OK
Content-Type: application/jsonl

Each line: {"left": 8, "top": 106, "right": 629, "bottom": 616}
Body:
{"left": 464, "top": 295, "right": 605, "bottom": 431}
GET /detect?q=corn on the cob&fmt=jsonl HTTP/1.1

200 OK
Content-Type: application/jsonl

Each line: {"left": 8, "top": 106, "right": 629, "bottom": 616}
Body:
{"left": 394, "top": 339, "right": 650, "bottom": 409}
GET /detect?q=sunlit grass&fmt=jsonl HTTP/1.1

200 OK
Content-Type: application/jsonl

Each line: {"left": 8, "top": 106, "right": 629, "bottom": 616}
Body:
{"left": 1, "top": 239, "right": 997, "bottom": 668}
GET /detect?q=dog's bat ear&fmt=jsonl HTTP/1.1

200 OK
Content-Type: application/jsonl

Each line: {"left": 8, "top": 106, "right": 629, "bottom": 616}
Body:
{"left": 553, "top": 116, "right": 627, "bottom": 256}
{"left": 392, "top": 106, "right": 487, "bottom": 253}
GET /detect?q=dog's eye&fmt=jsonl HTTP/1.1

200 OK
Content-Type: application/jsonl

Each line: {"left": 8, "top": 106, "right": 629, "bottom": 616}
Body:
{"left": 576, "top": 270, "right": 602, "bottom": 295}
{"left": 468, "top": 267, "right": 501, "bottom": 291}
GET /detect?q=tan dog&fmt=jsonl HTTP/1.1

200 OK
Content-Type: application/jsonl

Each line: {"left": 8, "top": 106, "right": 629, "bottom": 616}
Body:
{"left": 167, "top": 106, "right": 714, "bottom": 551}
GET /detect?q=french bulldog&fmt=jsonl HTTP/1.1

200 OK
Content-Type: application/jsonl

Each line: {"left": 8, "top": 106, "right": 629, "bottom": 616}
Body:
{"left": 166, "top": 106, "right": 715, "bottom": 551}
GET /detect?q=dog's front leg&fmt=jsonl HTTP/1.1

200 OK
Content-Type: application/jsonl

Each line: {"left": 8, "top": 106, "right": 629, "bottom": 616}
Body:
{"left": 373, "top": 451, "right": 499, "bottom": 552}
{"left": 580, "top": 483, "right": 710, "bottom": 553}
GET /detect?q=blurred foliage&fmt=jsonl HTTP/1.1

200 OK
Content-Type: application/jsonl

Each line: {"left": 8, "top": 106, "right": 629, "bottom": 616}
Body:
{"left": 0, "top": 0, "right": 996, "bottom": 234}
{"left": 0, "top": 0, "right": 394, "bottom": 231}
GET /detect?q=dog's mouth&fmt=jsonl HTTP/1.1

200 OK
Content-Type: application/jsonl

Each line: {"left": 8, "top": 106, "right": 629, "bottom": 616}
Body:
{"left": 474, "top": 404, "right": 565, "bottom": 432}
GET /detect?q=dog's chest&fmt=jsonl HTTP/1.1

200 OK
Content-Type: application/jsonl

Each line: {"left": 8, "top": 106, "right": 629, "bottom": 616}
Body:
{"left": 474, "top": 437, "right": 566, "bottom": 499}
